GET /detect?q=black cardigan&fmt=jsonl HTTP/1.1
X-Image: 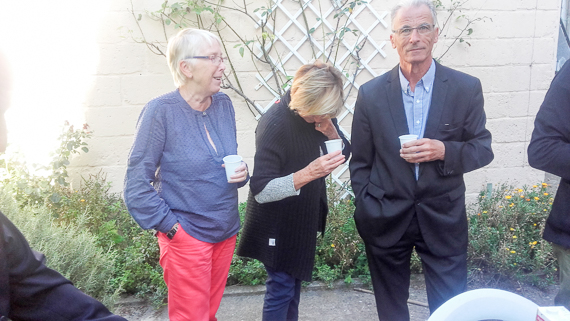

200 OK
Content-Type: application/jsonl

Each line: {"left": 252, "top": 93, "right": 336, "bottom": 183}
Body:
{"left": 236, "top": 92, "right": 351, "bottom": 281}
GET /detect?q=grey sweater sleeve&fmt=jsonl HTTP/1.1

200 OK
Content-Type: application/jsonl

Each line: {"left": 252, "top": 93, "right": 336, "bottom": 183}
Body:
{"left": 254, "top": 173, "right": 300, "bottom": 204}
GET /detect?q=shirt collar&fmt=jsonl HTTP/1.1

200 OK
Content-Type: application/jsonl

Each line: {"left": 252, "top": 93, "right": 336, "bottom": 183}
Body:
{"left": 399, "top": 59, "right": 436, "bottom": 95}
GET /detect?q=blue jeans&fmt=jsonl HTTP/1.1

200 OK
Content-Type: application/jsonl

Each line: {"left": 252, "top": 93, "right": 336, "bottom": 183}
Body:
{"left": 262, "top": 265, "right": 302, "bottom": 321}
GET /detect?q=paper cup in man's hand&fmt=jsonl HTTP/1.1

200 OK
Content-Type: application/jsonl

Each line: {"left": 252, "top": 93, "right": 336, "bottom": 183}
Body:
{"left": 398, "top": 134, "right": 418, "bottom": 147}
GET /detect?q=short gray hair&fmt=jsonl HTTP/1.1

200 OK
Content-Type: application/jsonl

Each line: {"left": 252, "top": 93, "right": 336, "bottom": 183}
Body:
{"left": 391, "top": 0, "right": 438, "bottom": 30}
{"left": 166, "top": 28, "right": 222, "bottom": 87}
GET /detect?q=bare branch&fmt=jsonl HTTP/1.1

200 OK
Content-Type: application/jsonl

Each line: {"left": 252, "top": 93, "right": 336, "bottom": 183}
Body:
{"left": 128, "top": 0, "right": 166, "bottom": 56}
{"left": 203, "top": 0, "right": 261, "bottom": 25}
{"left": 344, "top": 37, "right": 367, "bottom": 104}
{"left": 222, "top": 78, "right": 262, "bottom": 117}
{"left": 299, "top": 0, "right": 317, "bottom": 59}
{"left": 437, "top": 16, "right": 484, "bottom": 60}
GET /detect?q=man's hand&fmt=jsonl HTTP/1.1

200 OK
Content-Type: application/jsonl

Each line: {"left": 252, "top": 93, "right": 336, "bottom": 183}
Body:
{"left": 400, "top": 138, "right": 445, "bottom": 163}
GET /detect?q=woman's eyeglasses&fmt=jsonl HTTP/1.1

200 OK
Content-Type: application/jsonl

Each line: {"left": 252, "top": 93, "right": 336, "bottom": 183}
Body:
{"left": 184, "top": 55, "right": 226, "bottom": 65}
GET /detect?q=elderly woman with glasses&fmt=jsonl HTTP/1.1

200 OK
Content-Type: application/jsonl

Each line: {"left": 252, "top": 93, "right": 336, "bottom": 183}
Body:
{"left": 237, "top": 60, "right": 351, "bottom": 321}
{"left": 124, "top": 28, "right": 248, "bottom": 321}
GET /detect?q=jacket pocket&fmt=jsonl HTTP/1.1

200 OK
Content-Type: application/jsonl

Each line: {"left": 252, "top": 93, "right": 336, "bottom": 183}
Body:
{"left": 437, "top": 123, "right": 462, "bottom": 141}
{"left": 366, "top": 182, "right": 385, "bottom": 200}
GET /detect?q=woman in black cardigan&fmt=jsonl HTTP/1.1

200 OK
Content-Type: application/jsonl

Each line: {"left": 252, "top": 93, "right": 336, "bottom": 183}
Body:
{"left": 237, "top": 61, "right": 351, "bottom": 321}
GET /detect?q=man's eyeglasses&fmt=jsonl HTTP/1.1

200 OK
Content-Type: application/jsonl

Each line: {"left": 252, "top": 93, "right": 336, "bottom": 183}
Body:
{"left": 392, "top": 24, "right": 435, "bottom": 37}
{"left": 184, "top": 55, "right": 226, "bottom": 65}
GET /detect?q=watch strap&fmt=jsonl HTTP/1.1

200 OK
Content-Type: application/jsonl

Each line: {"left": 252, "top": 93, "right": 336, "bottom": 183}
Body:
{"left": 166, "top": 222, "right": 179, "bottom": 240}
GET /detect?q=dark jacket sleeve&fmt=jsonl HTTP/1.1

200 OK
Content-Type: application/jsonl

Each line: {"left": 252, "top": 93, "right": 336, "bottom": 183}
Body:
{"left": 438, "top": 78, "right": 493, "bottom": 176}
{"left": 528, "top": 63, "right": 570, "bottom": 180}
{"left": 349, "top": 85, "right": 375, "bottom": 200}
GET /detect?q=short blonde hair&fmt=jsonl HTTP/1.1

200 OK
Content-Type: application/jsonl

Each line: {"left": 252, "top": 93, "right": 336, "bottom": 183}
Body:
{"left": 289, "top": 60, "right": 345, "bottom": 117}
{"left": 167, "top": 28, "right": 222, "bottom": 87}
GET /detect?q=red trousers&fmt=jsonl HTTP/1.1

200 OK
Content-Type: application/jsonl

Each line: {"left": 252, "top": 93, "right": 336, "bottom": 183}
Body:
{"left": 158, "top": 226, "right": 236, "bottom": 321}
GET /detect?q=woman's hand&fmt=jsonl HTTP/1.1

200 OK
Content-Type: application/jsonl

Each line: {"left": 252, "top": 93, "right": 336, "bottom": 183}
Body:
{"left": 224, "top": 161, "right": 249, "bottom": 183}
{"left": 315, "top": 118, "right": 341, "bottom": 140}
{"left": 293, "top": 150, "right": 344, "bottom": 190}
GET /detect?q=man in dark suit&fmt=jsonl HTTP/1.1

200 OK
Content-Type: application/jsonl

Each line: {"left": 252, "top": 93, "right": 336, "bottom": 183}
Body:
{"left": 528, "top": 60, "right": 570, "bottom": 310}
{"left": 349, "top": 0, "right": 493, "bottom": 320}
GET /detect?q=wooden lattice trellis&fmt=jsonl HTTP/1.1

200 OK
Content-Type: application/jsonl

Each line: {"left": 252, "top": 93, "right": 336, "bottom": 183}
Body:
{"left": 249, "top": 0, "right": 390, "bottom": 195}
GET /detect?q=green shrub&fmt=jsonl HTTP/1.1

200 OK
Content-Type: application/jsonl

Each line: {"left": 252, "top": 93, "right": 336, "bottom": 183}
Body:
{"left": 0, "top": 122, "right": 167, "bottom": 307}
{"left": 0, "top": 122, "right": 558, "bottom": 305}
{"left": 0, "top": 191, "right": 119, "bottom": 308}
{"left": 314, "top": 181, "right": 367, "bottom": 286}
{"left": 467, "top": 183, "right": 556, "bottom": 288}
{"left": 0, "top": 122, "right": 91, "bottom": 208}
{"left": 49, "top": 172, "right": 167, "bottom": 307}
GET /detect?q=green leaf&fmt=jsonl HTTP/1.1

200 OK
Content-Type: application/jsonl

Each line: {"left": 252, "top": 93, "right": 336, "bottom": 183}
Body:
{"left": 254, "top": 8, "right": 260, "bottom": 12}
{"left": 137, "top": 14, "right": 142, "bottom": 21}
{"left": 165, "top": 19, "right": 171, "bottom": 25}
{"left": 50, "top": 193, "right": 62, "bottom": 204}
{"left": 239, "top": 47, "right": 245, "bottom": 57}
{"left": 467, "top": 28, "right": 473, "bottom": 36}
{"left": 309, "top": 27, "right": 315, "bottom": 34}
{"left": 57, "top": 177, "right": 66, "bottom": 185}
{"left": 82, "top": 147, "right": 89, "bottom": 153}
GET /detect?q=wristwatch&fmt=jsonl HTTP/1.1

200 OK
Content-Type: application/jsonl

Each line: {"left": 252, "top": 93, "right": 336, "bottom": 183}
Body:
{"left": 166, "top": 222, "right": 179, "bottom": 240}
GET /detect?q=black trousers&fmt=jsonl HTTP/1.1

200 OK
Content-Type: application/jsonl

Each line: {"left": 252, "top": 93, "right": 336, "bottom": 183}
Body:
{"left": 364, "top": 214, "right": 467, "bottom": 321}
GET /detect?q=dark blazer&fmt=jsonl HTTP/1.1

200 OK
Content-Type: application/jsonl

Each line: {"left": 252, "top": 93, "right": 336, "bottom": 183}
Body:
{"left": 528, "top": 60, "right": 570, "bottom": 248}
{"left": 350, "top": 61, "right": 493, "bottom": 257}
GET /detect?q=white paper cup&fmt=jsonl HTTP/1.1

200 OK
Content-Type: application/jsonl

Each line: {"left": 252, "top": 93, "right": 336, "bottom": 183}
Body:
{"left": 398, "top": 134, "right": 418, "bottom": 147}
{"left": 325, "top": 139, "right": 343, "bottom": 154}
{"left": 223, "top": 155, "right": 242, "bottom": 181}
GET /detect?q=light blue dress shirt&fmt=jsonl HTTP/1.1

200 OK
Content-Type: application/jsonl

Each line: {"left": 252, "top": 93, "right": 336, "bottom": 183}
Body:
{"left": 399, "top": 59, "right": 436, "bottom": 180}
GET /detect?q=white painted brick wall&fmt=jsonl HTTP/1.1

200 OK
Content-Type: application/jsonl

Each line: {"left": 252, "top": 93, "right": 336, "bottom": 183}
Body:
{"left": 60, "top": 0, "right": 562, "bottom": 204}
